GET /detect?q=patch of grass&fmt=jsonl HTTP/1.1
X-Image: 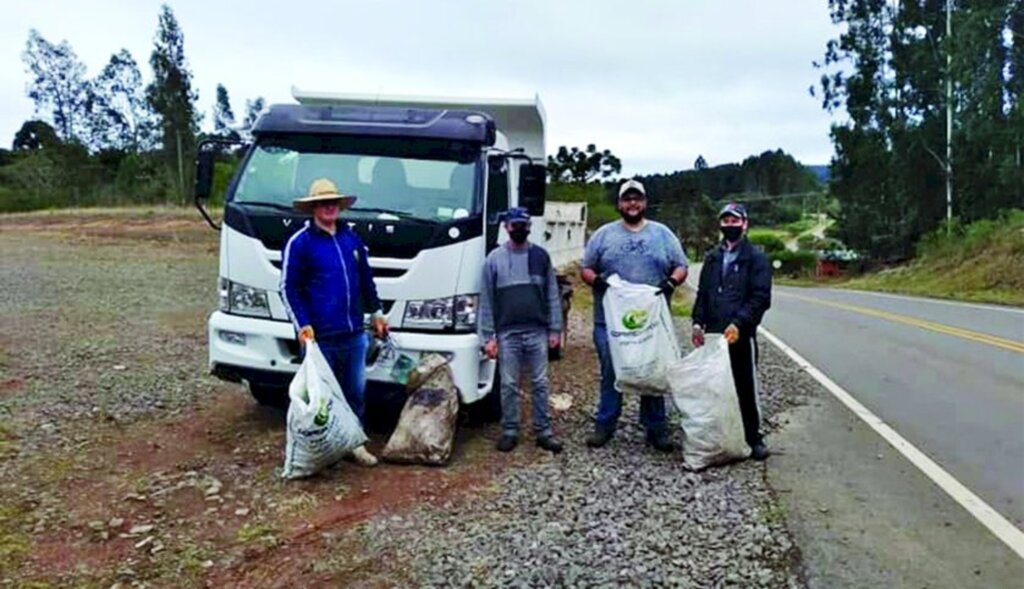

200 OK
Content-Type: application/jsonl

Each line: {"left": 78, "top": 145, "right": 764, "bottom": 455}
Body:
{"left": 167, "top": 542, "right": 213, "bottom": 581}
{"left": 236, "top": 522, "right": 280, "bottom": 546}
{"left": 275, "top": 490, "right": 320, "bottom": 518}
{"left": 36, "top": 454, "right": 76, "bottom": 486}
{"left": 0, "top": 504, "right": 30, "bottom": 573}
{"left": 761, "top": 502, "right": 788, "bottom": 526}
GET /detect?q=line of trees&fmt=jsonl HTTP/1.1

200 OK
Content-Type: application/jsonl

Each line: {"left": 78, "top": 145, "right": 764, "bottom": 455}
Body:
{"left": 0, "top": 4, "right": 263, "bottom": 212}
{"left": 817, "top": 0, "right": 1023, "bottom": 260}
{"left": 547, "top": 144, "right": 825, "bottom": 254}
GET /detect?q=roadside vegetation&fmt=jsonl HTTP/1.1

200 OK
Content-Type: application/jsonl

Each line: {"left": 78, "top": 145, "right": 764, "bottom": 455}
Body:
{"left": 841, "top": 210, "right": 1024, "bottom": 306}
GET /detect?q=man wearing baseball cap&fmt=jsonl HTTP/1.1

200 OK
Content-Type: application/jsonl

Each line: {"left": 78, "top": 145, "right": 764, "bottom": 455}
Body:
{"left": 478, "top": 207, "right": 564, "bottom": 454}
{"left": 581, "top": 179, "right": 689, "bottom": 451}
{"left": 691, "top": 202, "right": 772, "bottom": 460}
{"left": 281, "top": 177, "right": 389, "bottom": 467}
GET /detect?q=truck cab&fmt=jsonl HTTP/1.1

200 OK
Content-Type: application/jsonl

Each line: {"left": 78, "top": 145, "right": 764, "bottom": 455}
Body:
{"left": 199, "top": 91, "right": 574, "bottom": 411}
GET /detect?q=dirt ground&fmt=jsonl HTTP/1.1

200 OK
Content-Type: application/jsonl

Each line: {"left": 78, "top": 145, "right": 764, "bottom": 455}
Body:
{"left": 0, "top": 209, "right": 602, "bottom": 588}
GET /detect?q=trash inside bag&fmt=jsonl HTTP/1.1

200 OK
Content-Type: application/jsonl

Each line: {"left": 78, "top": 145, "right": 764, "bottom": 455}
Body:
{"left": 669, "top": 335, "right": 750, "bottom": 470}
{"left": 602, "top": 274, "right": 681, "bottom": 395}
{"left": 382, "top": 353, "right": 460, "bottom": 465}
{"left": 282, "top": 341, "right": 368, "bottom": 479}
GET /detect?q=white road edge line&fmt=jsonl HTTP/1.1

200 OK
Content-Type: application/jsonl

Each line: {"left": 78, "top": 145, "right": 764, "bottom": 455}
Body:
{"left": 819, "top": 288, "right": 1024, "bottom": 315}
{"left": 758, "top": 326, "right": 1024, "bottom": 559}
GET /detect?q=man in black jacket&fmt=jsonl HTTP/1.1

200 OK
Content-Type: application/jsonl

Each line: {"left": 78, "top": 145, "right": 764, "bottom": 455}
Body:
{"left": 691, "top": 203, "right": 772, "bottom": 460}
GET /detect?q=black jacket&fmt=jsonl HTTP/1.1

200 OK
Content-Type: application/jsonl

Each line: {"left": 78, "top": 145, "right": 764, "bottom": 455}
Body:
{"left": 692, "top": 238, "right": 772, "bottom": 335}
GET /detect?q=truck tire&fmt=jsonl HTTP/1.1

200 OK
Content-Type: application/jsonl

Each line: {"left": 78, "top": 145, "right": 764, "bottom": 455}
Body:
{"left": 250, "top": 384, "right": 289, "bottom": 410}
{"left": 364, "top": 382, "right": 407, "bottom": 434}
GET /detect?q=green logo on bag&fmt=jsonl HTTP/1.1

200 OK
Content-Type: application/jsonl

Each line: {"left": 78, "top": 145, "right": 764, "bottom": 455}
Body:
{"left": 313, "top": 397, "right": 330, "bottom": 427}
{"left": 621, "top": 309, "right": 649, "bottom": 330}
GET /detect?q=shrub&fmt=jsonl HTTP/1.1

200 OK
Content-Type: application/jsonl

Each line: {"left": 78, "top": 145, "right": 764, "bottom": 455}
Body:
{"left": 916, "top": 209, "right": 1024, "bottom": 261}
{"left": 747, "top": 229, "right": 787, "bottom": 254}
{"left": 783, "top": 218, "right": 816, "bottom": 236}
{"left": 770, "top": 250, "right": 817, "bottom": 276}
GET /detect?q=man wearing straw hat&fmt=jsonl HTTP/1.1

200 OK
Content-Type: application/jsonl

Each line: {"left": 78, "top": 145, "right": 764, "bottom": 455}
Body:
{"left": 281, "top": 177, "right": 389, "bottom": 467}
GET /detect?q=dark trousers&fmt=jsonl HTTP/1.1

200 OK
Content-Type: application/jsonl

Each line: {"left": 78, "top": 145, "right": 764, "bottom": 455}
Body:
{"left": 593, "top": 326, "right": 667, "bottom": 437}
{"left": 727, "top": 334, "right": 763, "bottom": 447}
{"left": 317, "top": 332, "right": 368, "bottom": 424}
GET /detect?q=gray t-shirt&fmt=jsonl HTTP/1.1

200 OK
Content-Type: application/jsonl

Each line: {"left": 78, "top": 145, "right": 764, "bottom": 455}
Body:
{"left": 583, "top": 220, "right": 688, "bottom": 325}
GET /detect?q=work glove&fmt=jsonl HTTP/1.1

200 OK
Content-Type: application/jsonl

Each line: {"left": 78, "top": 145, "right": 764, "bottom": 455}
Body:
{"left": 548, "top": 333, "right": 562, "bottom": 350}
{"left": 483, "top": 338, "right": 499, "bottom": 360}
{"left": 724, "top": 323, "right": 740, "bottom": 345}
{"left": 658, "top": 276, "right": 681, "bottom": 296}
{"left": 691, "top": 324, "right": 705, "bottom": 348}
{"left": 371, "top": 315, "right": 389, "bottom": 339}
{"left": 591, "top": 275, "right": 609, "bottom": 291}
{"left": 297, "top": 325, "right": 315, "bottom": 346}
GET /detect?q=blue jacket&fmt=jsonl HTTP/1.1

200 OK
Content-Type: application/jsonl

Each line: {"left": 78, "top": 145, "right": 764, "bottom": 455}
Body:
{"left": 280, "top": 221, "right": 382, "bottom": 337}
{"left": 692, "top": 237, "right": 772, "bottom": 335}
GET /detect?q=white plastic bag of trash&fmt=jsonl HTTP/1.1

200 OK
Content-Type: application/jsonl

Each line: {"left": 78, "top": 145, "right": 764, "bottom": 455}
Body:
{"left": 281, "top": 341, "right": 368, "bottom": 479}
{"left": 382, "top": 353, "right": 459, "bottom": 466}
{"left": 670, "top": 335, "right": 750, "bottom": 470}
{"left": 601, "top": 274, "right": 681, "bottom": 395}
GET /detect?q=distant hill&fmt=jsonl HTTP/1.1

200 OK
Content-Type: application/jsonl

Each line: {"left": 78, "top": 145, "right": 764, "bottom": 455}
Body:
{"left": 806, "top": 165, "right": 830, "bottom": 184}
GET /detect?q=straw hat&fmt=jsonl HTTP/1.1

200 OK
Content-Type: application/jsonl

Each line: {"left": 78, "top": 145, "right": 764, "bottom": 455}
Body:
{"left": 293, "top": 178, "right": 357, "bottom": 212}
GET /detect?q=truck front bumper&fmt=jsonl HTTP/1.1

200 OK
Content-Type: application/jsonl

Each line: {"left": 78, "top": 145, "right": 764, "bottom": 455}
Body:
{"left": 208, "top": 311, "right": 496, "bottom": 403}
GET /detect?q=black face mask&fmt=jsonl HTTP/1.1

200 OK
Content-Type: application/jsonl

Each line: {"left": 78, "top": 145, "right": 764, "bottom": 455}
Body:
{"left": 721, "top": 225, "right": 744, "bottom": 242}
{"left": 509, "top": 228, "right": 530, "bottom": 244}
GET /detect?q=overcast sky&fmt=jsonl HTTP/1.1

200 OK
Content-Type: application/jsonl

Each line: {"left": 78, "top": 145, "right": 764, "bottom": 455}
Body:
{"left": 2, "top": 0, "right": 841, "bottom": 175}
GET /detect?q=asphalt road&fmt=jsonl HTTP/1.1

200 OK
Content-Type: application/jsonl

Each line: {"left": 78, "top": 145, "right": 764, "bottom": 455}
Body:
{"left": 762, "top": 287, "right": 1024, "bottom": 526}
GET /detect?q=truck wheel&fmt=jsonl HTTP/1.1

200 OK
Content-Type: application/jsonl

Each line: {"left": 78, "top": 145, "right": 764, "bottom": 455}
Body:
{"left": 364, "top": 383, "right": 407, "bottom": 434}
{"left": 250, "top": 384, "right": 289, "bottom": 409}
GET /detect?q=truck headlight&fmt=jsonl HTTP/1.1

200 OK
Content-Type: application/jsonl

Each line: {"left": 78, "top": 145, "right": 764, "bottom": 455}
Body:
{"left": 220, "top": 278, "right": 271, "bottom": 318}
{"left": 453, "top": 294, "right": 478, "bottom": 332}
{"left": 402, "top": 295, "right": 478, "bottom": 331}
{"left": 403, "top": 297, "right": 454, "bottom": 329}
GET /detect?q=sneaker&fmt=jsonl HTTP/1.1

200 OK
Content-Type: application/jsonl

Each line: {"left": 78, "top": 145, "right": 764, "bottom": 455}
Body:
{"left": 536, "top": 435, "right": 564, "bottom": 454}
{"left": 351, "top": 445, "right": 379, "bottom": 467}
{"left": 496, "top": 433, "right": 518, "bottom": 452}
{"left": 647, "top": 432, "right": 678, "bottom": 453}
{"left": 585, "top": 427, "right": 614, "bottom": 448}
{"left": 750, "top": 443, "right": 770, "bottom": 461}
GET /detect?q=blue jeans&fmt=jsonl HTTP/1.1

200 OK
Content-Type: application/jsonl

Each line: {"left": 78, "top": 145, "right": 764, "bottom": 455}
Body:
{"left": 317, "top": 332, "right": 368, "bottom": 424}
{"left": 497, "top": 328, "right": 553, "bottom": 438}
{"left": 593, "top": 325, "right": 667, "bottom": 436}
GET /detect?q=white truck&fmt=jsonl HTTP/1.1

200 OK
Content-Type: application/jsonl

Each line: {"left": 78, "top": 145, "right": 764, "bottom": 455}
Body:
{"left": 194, "top": 91, "right": 586, "bottom": 417}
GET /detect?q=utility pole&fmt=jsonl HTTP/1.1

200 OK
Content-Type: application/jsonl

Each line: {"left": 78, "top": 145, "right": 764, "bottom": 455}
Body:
{"left": 945, "top": 0, "right": 953, "bottom": 234}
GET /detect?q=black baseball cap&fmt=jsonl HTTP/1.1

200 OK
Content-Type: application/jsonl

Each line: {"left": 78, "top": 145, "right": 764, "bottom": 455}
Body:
{"left": 718, "top": 202, "right": 748, "bottom": 220}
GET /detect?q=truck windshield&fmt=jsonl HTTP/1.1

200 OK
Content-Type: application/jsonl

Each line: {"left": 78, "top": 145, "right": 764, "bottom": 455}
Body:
{"left": 232, "top": 137, "right": 480, "bottom": 223}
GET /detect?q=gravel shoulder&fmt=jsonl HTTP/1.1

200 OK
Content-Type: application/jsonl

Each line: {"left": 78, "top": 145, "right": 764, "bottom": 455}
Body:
{"left": 1, "top": 210, "right": 811, "bottom": 588}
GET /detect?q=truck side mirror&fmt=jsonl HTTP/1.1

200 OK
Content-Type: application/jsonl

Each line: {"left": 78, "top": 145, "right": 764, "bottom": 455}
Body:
{"left": 518, "top": 163, "right": 547, "bottom": 216}
{"left": 194, "top": 148, "right": 215, "bottom": 202}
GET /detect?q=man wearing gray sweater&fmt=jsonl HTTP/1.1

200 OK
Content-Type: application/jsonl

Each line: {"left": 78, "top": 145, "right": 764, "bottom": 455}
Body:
{"left": 479, "top": 207, "right": 564, "bottom": 454}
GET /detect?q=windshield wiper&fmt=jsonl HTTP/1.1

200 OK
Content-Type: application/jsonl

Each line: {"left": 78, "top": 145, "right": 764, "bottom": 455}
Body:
{"left": 233, "top": 201, "right": 294, "bottom": 212}
{"left": 347, "top": 207, "right": 434, "bottom": 223}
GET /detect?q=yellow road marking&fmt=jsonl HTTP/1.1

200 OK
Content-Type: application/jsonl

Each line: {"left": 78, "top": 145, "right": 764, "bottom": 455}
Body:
{"left": 779, "top": 291, "right": 1024, "bottom": 354}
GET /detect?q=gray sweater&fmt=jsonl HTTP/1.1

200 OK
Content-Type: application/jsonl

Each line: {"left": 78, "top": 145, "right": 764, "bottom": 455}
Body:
{"left": 479, "top": 242, "right": 563, "bottom": 339}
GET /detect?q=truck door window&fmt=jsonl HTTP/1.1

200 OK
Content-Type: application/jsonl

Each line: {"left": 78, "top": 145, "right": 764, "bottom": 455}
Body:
{"left": 486, "top": 156, "right": 509, "bottom": 250}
